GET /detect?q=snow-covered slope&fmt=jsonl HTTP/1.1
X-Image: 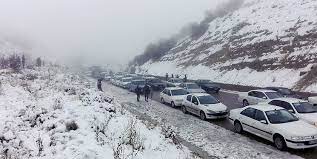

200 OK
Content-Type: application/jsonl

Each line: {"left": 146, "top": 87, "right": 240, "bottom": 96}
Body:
{"left": 137, "top": 0, "right": 317, "bottom": 92}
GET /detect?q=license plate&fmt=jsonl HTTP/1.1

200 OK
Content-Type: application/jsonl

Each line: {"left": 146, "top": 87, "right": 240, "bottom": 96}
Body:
{"left": 309, "top": 140, "right": 317, "bottom": 145}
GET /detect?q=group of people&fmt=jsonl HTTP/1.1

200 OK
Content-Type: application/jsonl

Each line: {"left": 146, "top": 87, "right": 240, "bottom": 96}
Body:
{"left": 135, "top": 84, "right": 152, "bottom": 102}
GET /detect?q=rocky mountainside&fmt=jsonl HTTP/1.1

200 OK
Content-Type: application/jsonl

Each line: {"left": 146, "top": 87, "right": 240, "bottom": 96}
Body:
{"left": 136, "top": 0, "right": 317, "bottom": 92}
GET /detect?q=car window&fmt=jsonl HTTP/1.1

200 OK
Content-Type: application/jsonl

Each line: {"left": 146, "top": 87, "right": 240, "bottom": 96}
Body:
{"left": 280, "top": 101, "right": 294, "bottom": 112}
{"left": 248, "top": 91, "right": 255, "bottom": 97}
{"left": 186, "top": 95, "right": 192, "bottom": 102}
{"left": 241, "top": 108, "right": 256, "bottom": 119}
{"left": 255, "top": 110, "right": 266, "bottom": 121}
{"left": 255, "top": 92, "right": 266, "bottom": 99}
{"left": 266, "top": 109, "right": 298, "bottom": 124}
{"left": 268, "top": 100, "right": 281, "bottom": 106}
{"left": 167, "top": 90, "right": 171, "bottom": 96}
{"left": 265, "top": 92, "right": 282, "bottom": 99}
{"left": 192, "top": 96, "right": 199, "bottom": 105}
{"left": 293, "top": 102, "right": 317, "bottom": 113}
{"left": 171, "top": 89, "right": 187, "bottom": 96}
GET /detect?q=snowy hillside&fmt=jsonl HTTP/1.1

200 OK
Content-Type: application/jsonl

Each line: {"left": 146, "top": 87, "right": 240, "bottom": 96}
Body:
{"left": 136, "top": 0, "right": 317, "bottom": 92}
{"left": 0, "top": 67, "right": 198, "bottom": 159}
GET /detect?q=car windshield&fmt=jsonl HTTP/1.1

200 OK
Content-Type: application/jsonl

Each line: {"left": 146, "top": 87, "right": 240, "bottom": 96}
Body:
{"left": 171, "top": 89, "right": 187, "bottom": 96}
{"left": 293, "top": 102, "right": 317, "bottom": 113}
{"left": 122, "top": 79, "right": 131, "bottom": 82}
{"left": 278, "top": 88, "right": 292, "bottom": 95}
{"left": 199, "top": 80, "right": 211, "bottom": 84}
{"left": 172, "top": 79, "right": 182, "bottom": 83}
{"left": 150, "top": 79, "right": 161, "bottom": 83}
{"left": 265, "top": 109, "right": 299, "bottom": 124}
{"left": 187, "top": 84, "right": 200, "bottom": 89}
{"left": 198, "top": 95, "right": 219, "bottom": 104}
{"left": 133, "top": 81, "right": 145, "bottom": 85}
{"left": 265, "top": 92, "right": 282, "bottom": 99}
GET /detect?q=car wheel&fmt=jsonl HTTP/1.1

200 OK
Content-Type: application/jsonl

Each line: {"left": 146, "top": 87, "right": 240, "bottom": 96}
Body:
{"left": 161, "top": 98, "right": 165, "bottom": 104}
{"left": 274, "top": 135, "right": 286, "bottom": 151}
{"left": 200, "top": 111, "right": 206, "bottom": 120}
{"left": 243, "top": 100, "right": 249, "bottom": 107}
{"left": 234, "top": 121, "right": 243, "bottom": 133}
{"left": 182, "top": 106, "right": 187, "bottom": 114}
{"left": 171, "top": 101, "right": 176, "bottom": 108}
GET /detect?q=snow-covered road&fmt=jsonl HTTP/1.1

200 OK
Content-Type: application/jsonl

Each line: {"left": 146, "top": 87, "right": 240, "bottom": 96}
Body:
{"left": 103, "top": 82, "right": 302, "bottom": 159}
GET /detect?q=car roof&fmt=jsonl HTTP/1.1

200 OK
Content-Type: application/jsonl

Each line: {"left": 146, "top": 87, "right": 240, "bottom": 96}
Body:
{"left": 250, "top": 89, "right": 277, "bottom": 93}
{"left": 183, "top": 82, "right": 196, "bottom": 85}
{"left": 164, "top": 87, "right": 184, "bottom": 90}
{"left": 132, "top": 79, "right": 145, "bottom": 82}
{"left": 247, "top": 104, "right": 284, "bottom": 111}
{"left": 191, "top": 93, "right": 210, "bottom": 96}
{"left": 271, "top": 97, "right": 306, "bottom": 103}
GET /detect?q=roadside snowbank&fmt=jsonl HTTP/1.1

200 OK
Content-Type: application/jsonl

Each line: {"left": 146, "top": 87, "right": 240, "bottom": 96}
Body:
{"left": 0, "top": 67, "right": 197, "bottom": 159}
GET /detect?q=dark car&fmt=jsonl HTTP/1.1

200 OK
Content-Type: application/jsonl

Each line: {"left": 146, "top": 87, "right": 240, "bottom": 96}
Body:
{"left": 145, "top": 78, "right": 166, "bottom": 91}
{"left": 195, "top": 79, "right": 221, "bottom": 93}
{"left": 264, "top": 87, "right": 302, "bottom": 99}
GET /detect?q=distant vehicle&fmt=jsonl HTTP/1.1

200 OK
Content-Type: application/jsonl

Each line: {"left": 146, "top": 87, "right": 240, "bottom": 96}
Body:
{"left": 267, "top": 98, "right": 317, "bottom": 126}
{"left": 110, "top": 75, "right": 123, "bottom": 86}
{"left": 229, "top": 105, "right": 317, "bottom": 150}
{"left": 146, "top": 78, "right": 166, "bottom": 91}
{"left": 119, "top": 77, "right": 133, "bottom": 88}
{"left": 265, "top": 87, "right": 302, "bottom": 99}
{"left": 104, "top": 75, "right": 111, "bottom": 81}
{"left": 195, "top": 79, "right": 221, "bottom": 93}
{"left": 182, "top": 93, "right": 228, "bottom": 120}
{"left": 179, "top": 83, "right": 205, "bottom": 93}
{"left": 160, "top": 87, "right": 188, "bottom": 107}
{"left": 238, "top": 90, "right": 282, "bottom": 107}
{"left": 128, "top": 80, "right": 146, "bottom": 93}
{"left": 167, "top": 78, "right": 183, "bottom": 87}
{"left": 308, "top": 96, "right": 317, "bottom": 106}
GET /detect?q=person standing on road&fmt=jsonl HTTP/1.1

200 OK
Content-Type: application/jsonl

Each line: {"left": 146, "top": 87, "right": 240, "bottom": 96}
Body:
{"left": 144, "top": 84, "right": 151, "bottom": 102}
{"left": 165, "top": 73, "right": 168, "bottom": 81}
{"left": 135, "top": 85, "right": 141, "bottom": 102}
{"left": 97, "top": 78, "right": 103, "bottom": 91}
{"left": 184, "top": 74, "right": 187, "bottom": 82}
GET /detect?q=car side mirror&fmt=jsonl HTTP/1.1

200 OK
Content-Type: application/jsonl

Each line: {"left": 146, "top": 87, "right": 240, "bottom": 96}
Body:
{"left": 288, "top": 109, "right": 295, "bottom": 114}
{"left": 194, "top": 102, "right": 198, "bottom": 105}
{"left": 262, "top": 96, "right": 267, "bottom": 99}
{"left": 260, "top": 120, "right": 268, "bottom": 124}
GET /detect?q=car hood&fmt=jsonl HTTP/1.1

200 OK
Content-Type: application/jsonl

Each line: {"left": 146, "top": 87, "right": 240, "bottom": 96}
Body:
{"left": 204, "top": 103, "right": 227, "bottom": 112}
{"left": 173, "top": 95, "right": 187, "bottom": 100}
{"left": 188, "top": 89, "right": 205, "bottom": 93}
{"left": 272, "top": 120, "right": 317, "bottom": 136}
{"left": 298, "top": 113, "right": 317, "bottom": 124}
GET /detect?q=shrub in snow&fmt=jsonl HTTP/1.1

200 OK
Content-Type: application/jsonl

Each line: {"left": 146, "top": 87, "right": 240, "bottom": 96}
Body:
{"left": 65, "top": 121, "right": 78, "bottom": 132}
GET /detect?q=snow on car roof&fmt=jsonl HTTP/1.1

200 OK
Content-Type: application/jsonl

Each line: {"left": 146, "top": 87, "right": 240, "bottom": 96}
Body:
{"left": 251, "top": 89, "right": 278, "bottom": 93}
{"left": 248, "top": 104, "right": 284, "bottom": 112}
{"left": 191, "top": 93, "right": 210, "bottom": 96}
{"left": 165, "top": 87, "right": 184, "bottom": 90}
{"left": 273, "top": 97, "right": 306, "bottom": 103}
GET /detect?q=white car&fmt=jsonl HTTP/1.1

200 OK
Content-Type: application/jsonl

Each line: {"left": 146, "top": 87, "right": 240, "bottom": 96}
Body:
{"left": 267, "top": 98, "right": 317, "bottom": 126}
{"left": 182, "top": 93, "right": 228, "bottom": 120}
{"left": 160, "top": 87, "right": 188, "bottom": 107}
{"left": 308, "top": 96, "right": 317, "bottom": 106}
{"left": 238, "top": 89, "right": 282, "bottom": 106}
{"left": 167, "top": 78, "right": 183, "bottom": 87}
{"left": 119, "top": 77, "right": 133, "bottom": 88}
{"left": 229, "top": 105, "right": 317, "bottom": 150}
{"left": 179, "top": 83, "right": 206, "bottom": 93}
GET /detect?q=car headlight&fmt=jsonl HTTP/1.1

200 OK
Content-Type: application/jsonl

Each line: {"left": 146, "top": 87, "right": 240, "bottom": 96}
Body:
{"left": 207, "top": 110, "right": 215, "bottom": 114}
{"left": 291, "top": 136, "right": 316, "bottom": 141}
{"left": 314, "top": 122, "right": 317, "bottom": 127}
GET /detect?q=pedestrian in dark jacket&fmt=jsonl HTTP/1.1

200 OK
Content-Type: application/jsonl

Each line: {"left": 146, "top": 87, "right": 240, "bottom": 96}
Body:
{"left": 144, "top": 84, "right": 151, "bottom": 102}
{"left": 165, "top": 73, "right": 168, "bottom": 81}
{"left": 135, "top": 85, "right": 142, "bottom": 102}
{"left": 97, "top": 78, "right": 103, "bottom": 91}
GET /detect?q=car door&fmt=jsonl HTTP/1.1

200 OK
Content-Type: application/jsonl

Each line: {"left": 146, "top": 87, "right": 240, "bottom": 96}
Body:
{"left": 166, "top": 90, "right": 172, "bottom": 103}
{"left": 190, "top": 96, "right": 201, "bottom": 115}
{"left": 253, "top": 109, "right": 272, "bottom": 140}
{"left": 161, "top": 89, "right": 168, "bottom": 101}
{"left": 247, "top": 91, "right": 257, "bottom": 104}
{"left": 256, "top": 92, "right": 268, "bottom": 103}
{"left": 239, "top": 108, "right": 257, "bottom": 133}
{"left": 184, "top": 95, "right": 192, "bottom": 108}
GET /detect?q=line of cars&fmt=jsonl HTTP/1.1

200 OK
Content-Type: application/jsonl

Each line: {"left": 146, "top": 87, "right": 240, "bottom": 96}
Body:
{"left": 109, "top": 73, "right": 317, "bottom": 151}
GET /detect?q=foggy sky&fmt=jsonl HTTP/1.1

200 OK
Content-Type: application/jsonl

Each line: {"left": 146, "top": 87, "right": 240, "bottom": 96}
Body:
{"left": 0, "top": 0, "right": 224, "bottom": 66}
